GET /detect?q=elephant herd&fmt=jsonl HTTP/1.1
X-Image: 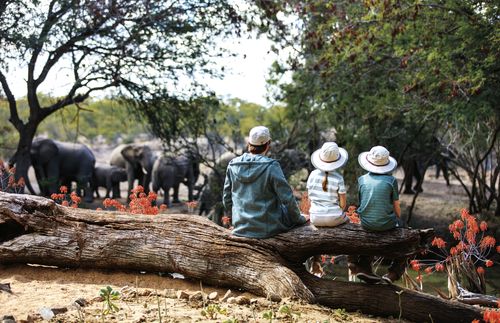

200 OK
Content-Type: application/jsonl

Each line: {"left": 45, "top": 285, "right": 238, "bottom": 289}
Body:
{"left": 29, "top": 138, "right": 199, "bottom": 206}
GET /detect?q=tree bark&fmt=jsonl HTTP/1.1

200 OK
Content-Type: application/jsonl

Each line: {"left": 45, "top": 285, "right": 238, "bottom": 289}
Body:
{"left": 0, "top": 192, "right": 483, "bottom": 322}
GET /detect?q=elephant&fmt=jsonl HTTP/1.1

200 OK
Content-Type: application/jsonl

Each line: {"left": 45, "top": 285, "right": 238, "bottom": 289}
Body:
{"left": 109, "top": 144, "right": 156, "bottom": 196}
{"left": 92, "top": 164, "right": 127, "bottom": 199}
{"left": 152, "top": 153, "right": 200, "bottom": 207}
{"left": 30, "top": 138, "right": 96, "bottom": 202}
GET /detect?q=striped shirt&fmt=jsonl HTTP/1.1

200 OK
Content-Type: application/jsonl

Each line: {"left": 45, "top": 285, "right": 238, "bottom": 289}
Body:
{"left": 357, "top": 173, "right": 399, "bottom": 231}
{"left": 307, "top": 169, "right": 346, "bottom": 218}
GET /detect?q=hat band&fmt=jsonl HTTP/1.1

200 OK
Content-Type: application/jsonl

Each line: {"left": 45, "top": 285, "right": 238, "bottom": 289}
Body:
{"left": 320, "top": 154, "right": 340, "bottom": 163}
{"left": 366, "top": 155, "right": 390, "bottom": 167}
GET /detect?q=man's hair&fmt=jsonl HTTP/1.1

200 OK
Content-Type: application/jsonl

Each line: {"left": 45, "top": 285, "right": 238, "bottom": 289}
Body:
{"left": 248, "top": 141, "right": 270, "bottom": 154}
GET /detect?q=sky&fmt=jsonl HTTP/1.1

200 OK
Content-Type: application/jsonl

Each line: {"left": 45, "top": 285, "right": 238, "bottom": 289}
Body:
{"left": 6, "top": 35, "right": 279, "bottom": 108}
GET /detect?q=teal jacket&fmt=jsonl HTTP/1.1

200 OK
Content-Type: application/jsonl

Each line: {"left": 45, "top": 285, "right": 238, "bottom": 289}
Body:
{"left": 223, "top": 153, "right": 306, "bottom": 238}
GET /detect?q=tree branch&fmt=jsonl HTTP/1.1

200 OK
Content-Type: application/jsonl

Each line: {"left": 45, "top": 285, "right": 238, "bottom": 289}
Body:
{"left": 0, "top": 70, "right": 22, "bottom": 131}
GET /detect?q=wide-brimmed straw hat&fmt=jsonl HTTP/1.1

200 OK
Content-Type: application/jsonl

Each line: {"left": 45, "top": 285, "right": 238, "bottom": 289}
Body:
{"left": 358, "top": 146, "right": 397, "bottom": 174}
{"left": 311, "top": 142, "right": 348, "bottom": 172}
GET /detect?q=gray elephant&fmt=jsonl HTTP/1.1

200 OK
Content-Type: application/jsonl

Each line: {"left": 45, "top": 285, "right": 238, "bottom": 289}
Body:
{"left": 30, "top": 138, "right": 96, "bottom": 202}
{"left": 110, "top": 144, "right": 155, "bottom": 196}
{"left": 152, "top": 153, "right": 200, "bottom": 206}
{"left": 92, "top": 164, "right": 127, "bottom": 199}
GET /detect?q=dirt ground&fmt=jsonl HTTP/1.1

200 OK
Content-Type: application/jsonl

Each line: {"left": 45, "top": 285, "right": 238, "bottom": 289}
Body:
{"left": 0, "top": 165, "right": 496, "bottom": 322}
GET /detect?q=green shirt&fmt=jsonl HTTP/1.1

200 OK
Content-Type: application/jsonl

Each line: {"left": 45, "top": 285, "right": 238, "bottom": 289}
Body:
{"left": 357, "top": 172, "right": 399, "bottom": 231}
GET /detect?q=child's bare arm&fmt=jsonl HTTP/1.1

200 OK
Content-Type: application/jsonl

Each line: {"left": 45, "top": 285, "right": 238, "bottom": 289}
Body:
{"left": 339, "top": 193, "right": 346, "bottom": 210}
{"left": 393, "top": 200, "right": 401, "bottom": 218}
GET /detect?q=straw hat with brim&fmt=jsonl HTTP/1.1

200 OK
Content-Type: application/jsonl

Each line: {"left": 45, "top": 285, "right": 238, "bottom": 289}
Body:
{"left": 358, "top": 146, "right": 397, "bottom": 174}
{"left": 311, "top": 142, "right": 348, "bottom": 172}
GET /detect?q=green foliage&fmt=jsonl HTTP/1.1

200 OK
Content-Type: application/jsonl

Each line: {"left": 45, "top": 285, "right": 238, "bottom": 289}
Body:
{"left": 278, "top": 304, "right": 301, "bottom": 321}
{"left": 99, "top": 286, "right": 120, "bottom": 316}
{"left": 260, "top": 0, "right": 499, "bottom": 206}
{"left": 262, "top": 309, "right": 274, "bottom": 322}
{"left": 200, "top": 303, "right": 227, "bottom": 319}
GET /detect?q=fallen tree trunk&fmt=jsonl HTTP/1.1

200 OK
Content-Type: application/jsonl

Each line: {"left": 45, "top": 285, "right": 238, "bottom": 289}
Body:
{"left": 0, "top": 192, "right": 483, "bottom": 322}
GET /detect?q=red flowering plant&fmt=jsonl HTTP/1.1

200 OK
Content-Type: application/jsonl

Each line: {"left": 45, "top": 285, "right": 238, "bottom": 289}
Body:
{"left": 102, "top": 185, "right": 161, "bottom": 215}
{"left": 0, "top": 160, "right": 25, "bottom": 194}
{"left": 185, "top": 201, "right": 198, "bottom": 214}
{"left": 409, "top": 208, "right": 499, "bottom": 300}
{"left": 50, "top": 186, "right": 81, "bottom": 208}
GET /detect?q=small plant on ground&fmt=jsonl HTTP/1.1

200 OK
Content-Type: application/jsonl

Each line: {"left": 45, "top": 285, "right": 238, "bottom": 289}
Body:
{"left": 278, "top": 304, "right": 301, "bottom": 321}
{"left": 99, "top": 286, "right": 120, "bottom": 316}
{"left": 262, "top": 309, "right": 274, "bottom": 322}
{"left": 201, "top": 303, "right": 227, "bottom": 319}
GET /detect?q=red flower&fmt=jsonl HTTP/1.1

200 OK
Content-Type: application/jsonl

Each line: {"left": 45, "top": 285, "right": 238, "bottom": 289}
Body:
{"left": 477, "top": 266, "right": 485, "bottom": 275}
{"left": 321, "top": 255, "right": 326, "bottom": 263}
{"left": 486, "top": 260, "right": 494, "bottom": 268}
{"left": 159, "top": 204, "right": 168, "bottom": 211}
{"left": 61, "top": 200, "right": 69, "bottom": 207}
{"left": 431, "top": 237, "right": 446, "bottom": 249}
{"left": 222, "top": 216, "right": 231, "bottom": 225}
{"left": 330, "top": 256, "right": 335, "bottom": 264}
{"left": 410, "top": 260, "right": 420, "bottom": 271}
{"left": 424, "top": 267, "right": 433, "bottom": 274}
{"left": 60, "top": 186, "right": 68, "bottom": 194}
{"left": 435, "top": 263, "right": 445, "bottom": 272}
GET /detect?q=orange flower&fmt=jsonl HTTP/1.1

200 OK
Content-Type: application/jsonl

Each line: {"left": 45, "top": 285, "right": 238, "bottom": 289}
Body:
{"left": 321, "top": 255, "right": 326, "bottom": 263}
{"left": 61, "top": 200, "right": 69, "bottom": 207}
{"left": 486, "top": 260, "right": 494, "bottom": 268}
{"left": 222, "top": 216, "right": 231, "bottom": 225}
{"left": 431, "top": 237, "right": 446, "bottom": 249}
{"left": 424, "top": 267, "right": 433, "bottom": 274}
{"left": 477, "top": 266, "right": 485, "bottom": 275}
{"left": 410, "top": 260, "right": 420, "bottom": 271}
{"left": 496, "top": 246, "right": 500, "bottom": 253}
{"left": 159, "top": 204, "right": 168, "bottom": 211}
{"left": 415, "top": 274, "right": 422, "bottom": 282}
{"left": 472, "top": 319, "right": 479, "bottom": 323}
{"left": 460, "top": 208, "right": 469, "bottom": 220}
{"left": 330, "top": 256, "right": 335, "bottom": 264}
{"left": 60, "top": 186, "right": 68, "bottom": 194}
{"left": 480, "top": 221, "right": 488, "bottom": 232}
{"left": 480, "top": 236, "right": 496, "bottom": 250}
{"left": 435, "top": 263, "right": 445, "bottom": 272}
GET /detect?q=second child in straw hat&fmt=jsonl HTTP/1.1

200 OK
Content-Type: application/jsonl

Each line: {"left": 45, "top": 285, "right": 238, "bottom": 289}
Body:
{"left": 347, "top": 145, "right": 406, "bottom": 284}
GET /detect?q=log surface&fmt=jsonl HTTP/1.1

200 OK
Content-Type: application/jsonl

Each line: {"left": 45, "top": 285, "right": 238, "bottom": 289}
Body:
{"left": 0, "top": 192, "right": 483, "bottom": 322}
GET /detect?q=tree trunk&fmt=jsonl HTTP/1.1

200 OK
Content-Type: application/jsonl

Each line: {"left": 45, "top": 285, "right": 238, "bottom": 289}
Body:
{"left": 0, "top": 192, "right": 483, "bottom": 322}
{"left": 10, "top": 124, "right": 37, "bottom": 195}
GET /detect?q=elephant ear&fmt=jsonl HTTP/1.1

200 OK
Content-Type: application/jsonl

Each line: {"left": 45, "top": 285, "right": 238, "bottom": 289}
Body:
{"left": 33, "top": 139, "right": 59, "bottom": 164}
{"left": 121, "top": 145, "right": 139, "bottom": 165}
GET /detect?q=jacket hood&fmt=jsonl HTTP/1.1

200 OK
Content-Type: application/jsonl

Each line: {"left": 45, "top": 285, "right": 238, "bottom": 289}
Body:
{"left": 228, "top": 153, "right": 274, "bottom": 183}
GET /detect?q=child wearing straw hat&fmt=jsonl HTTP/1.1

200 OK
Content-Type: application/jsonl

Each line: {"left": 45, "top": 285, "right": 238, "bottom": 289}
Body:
{"left": 348, "top": 145, "right": 406, "bottom": 284}
{"left": 307, "top": 142, "right": 349, "bottom": 276}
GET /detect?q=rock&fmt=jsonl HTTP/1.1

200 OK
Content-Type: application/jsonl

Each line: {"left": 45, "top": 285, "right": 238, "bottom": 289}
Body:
{"left": 50, "top": 307, "right": 67, "bottom": 315}
{"left": 208, "top": 291, "right": 218, "bottom": 300}
{"left": 234, "top": 296, "right": 250, "bottom": 305}
{"left": 226, "top": 297, "right": 237, "bottom": 304}
{"left": 38, "top": 307, "right": 54, "bottom": 321}
{"left": 74, "top": 298, "right": 88, "bottom": 307}
{"left": 188, "top": 291, "right": 204, "bottom": 302}
{"left": 164, "top": 289, "right": 177, "bottom": 298}
{"left": 176, "top": 290, "right": 190, "bottom": 300}
{"left": 221, "top": 289, "right": 232, "bottom": 302}
{"left": 1, "top": 315, "right": 16, "bottom": 323}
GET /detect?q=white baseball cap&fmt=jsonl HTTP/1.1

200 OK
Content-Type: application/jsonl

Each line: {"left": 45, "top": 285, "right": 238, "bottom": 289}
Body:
{"left": 248, "top": 126, "right": 271, "bottom": 146}
{"left": 358, "top": 146, "right": 397, "bottom": 174}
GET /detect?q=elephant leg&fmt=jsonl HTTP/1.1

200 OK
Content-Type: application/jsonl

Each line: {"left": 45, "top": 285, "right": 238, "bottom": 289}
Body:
{"left": 413, "top": 162, "right": 425, "bottom": 193}
{"left": 46, "top": 162, "right": 60, "bottom": 195}
{"left": 402, "top": 161, "right": 415, "bottom": 194}
{"left": 105, "top": 174, "right": 113, "bottom": 198}
{"left": 162, "top": 186, "right": 171, "bottom": 207}
{"left": 172, "top": 183, "right": 181, "bottom": 204}
{"left": 77, "top": 175, "right": 93, "bottom": 203}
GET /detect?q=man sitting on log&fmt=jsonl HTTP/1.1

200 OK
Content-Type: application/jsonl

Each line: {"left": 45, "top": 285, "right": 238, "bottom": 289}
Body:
{"left": 223, "top": 126, "right": 309, "bottom": 238}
